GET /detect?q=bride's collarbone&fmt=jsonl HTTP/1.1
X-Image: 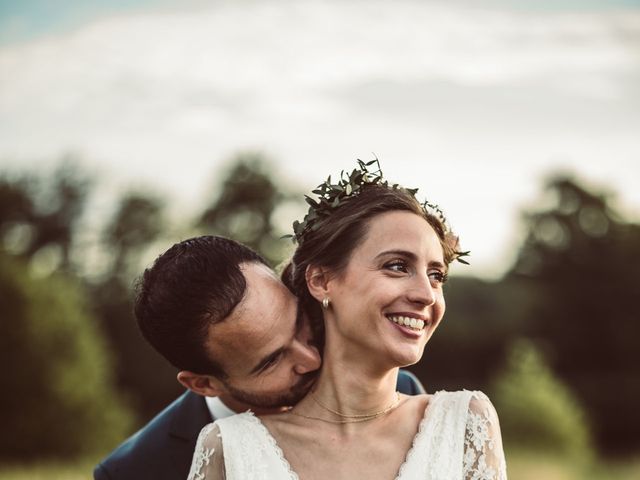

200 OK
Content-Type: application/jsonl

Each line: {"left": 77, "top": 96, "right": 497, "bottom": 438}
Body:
{"left": 288, "top": 393, "right": 427, "bottom": 432}
{"left": 262, "top": 395, "right": 430, "bottom": 478}
{"left": 269, "top": 393, "right": 428, "bottom": 437}
{"left": 278, "top": 425, "right": 417, "bottom": 480}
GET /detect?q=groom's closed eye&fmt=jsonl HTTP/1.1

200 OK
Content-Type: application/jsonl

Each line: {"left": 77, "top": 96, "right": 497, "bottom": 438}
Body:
{"left": 251, "top": 348, "right": 285, "bottom": 375}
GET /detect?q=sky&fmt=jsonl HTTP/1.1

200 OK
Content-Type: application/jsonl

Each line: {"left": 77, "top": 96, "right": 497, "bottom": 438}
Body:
{"left": 1, "top": 0, "right": 639, "bottom": 278}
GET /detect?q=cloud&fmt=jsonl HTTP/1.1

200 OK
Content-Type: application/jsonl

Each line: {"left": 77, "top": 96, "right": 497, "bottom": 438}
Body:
{"left": 0, "top": 0, "right": 638, "bottom": 277}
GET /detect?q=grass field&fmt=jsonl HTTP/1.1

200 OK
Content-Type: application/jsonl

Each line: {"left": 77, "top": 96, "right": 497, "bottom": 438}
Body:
{"left": 503, "top": 453, "right": 640, "bottom": 480}
{"left": 1, "top": 453, "right": 639, "bottom": 479}
{"left": 0, "top": 458, "right": 98, "bottom": 480}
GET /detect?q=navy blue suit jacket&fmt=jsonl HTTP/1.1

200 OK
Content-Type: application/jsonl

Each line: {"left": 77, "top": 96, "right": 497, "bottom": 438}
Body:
{"left": 94, "top": 370, "right": 425, "bottom": 480}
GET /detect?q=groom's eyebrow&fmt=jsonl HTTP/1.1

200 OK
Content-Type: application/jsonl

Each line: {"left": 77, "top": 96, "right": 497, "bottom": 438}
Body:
{"left": 250, "top": 347, "right": 285, "bottom": 375}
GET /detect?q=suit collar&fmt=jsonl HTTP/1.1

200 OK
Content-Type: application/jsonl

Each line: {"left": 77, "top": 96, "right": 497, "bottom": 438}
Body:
{"left": 169, "top": 391, "right": 212, "bottom": 441}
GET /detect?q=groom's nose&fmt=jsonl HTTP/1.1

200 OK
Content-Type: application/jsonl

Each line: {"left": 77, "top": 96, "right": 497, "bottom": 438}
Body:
{"left": 293, "top": 341, "right": 321, "bottom": 375}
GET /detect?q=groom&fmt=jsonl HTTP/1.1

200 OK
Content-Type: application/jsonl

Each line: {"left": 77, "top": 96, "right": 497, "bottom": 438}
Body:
{"left": 94, "top": 236, "right": 425, "bottom": 480}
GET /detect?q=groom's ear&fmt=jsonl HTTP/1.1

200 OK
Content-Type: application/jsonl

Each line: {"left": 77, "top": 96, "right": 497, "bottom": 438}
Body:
{"left": 305, "top": 264, "right": 331, "bottom": 303}
{"left": 177, "top": 371, "right": 226, "bottom": 398}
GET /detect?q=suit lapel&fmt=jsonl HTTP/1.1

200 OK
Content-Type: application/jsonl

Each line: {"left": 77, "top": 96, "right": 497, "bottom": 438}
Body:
{"left": 168, "top": 391, "right": 213, "bottom": 476}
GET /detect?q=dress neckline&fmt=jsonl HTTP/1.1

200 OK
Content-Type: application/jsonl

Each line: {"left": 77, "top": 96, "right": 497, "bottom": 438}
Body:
{"left": 245, "top": 391, "right": 442, "bottom": 480}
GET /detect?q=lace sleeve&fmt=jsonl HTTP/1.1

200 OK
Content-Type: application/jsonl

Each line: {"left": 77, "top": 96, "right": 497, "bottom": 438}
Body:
{"left": 463, "top": 392, "right": 507, "bottom": 480}
{"left": 186, "top": 423, "right": 226, "bottom": 480}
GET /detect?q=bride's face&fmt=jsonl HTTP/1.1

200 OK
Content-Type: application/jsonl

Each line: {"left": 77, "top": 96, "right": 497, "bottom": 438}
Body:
{"left": 325, "top": 210, "right": 447, "bottom": 368}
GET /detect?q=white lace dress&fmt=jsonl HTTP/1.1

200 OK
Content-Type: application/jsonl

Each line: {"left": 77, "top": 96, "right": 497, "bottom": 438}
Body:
{"left": 187, "top": 390, "right": 507, "bottom": 480}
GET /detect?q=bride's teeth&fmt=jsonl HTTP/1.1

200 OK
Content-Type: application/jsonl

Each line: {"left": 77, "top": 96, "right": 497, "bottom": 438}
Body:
{"left": 388, "top": 316, "right": 425, "bottom": 331}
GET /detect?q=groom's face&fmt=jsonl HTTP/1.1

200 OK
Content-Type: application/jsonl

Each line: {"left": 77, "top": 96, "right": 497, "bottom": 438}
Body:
{"left": 205, "top": 262, "right": 322, "bottom": 409}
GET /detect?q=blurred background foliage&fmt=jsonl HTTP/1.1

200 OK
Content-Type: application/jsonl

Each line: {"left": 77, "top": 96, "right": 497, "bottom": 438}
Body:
{"left": 491, "top": 339, "right": 592, "bottom": 461}
{"left": 0, "top": 154, "right": 639, "bottom": 475}
{"left": 0, "top": 253, "right": 132, "bottom": 460}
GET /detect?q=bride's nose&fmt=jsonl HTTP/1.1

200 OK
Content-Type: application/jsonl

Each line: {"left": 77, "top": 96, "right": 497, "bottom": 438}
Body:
{"left": 407, "top": 271, "right": 436, "bottom": 306}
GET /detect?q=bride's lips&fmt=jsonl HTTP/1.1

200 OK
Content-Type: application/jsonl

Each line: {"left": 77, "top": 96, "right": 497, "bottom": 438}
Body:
{"left": 386, "top": 313, "right": 429, "bottom": 338}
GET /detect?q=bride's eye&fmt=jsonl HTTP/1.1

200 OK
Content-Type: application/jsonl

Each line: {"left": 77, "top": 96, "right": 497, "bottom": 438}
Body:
{"left": 428, "top": 270, "right": 448, "bottom": 285}
{"left": 384, "top": 260, "right": 409, "bottom": 273}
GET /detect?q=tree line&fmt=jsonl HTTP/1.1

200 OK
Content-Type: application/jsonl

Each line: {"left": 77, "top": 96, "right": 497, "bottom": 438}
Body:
{"left": 0, "top": 154, "right": 638, "bottom": 461}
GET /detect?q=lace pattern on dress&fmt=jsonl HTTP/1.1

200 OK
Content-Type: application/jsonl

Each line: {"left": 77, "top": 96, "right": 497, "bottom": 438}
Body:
{"left": 426, "top": 390, "right": 473, "bottom": 479}
{"left": 393, "top": 396, "right": 433, "bottom": 480}
{"left": 187, "top": 423, "right": 217, "bottom": 480}
{"left": 213, "top": 411, "right": 298, "bottom": 480}
{"left": 244, "top": 412, "right": 300, "bottom": 480}
{"left": 389, "top": 390, "right": 473, "bottom": 479}
{"left": 187, "top": 391, "right": 507, "bottom": 480}
{"left": 462, "top": 392, "right": 508, "bottom": 480}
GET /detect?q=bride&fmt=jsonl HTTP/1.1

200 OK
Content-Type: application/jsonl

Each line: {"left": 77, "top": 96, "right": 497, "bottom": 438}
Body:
{"left": 188, "top": 161, "right": 507, "bottom": 479}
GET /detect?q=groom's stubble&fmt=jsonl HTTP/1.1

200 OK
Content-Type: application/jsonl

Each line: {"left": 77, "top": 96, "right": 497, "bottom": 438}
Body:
{"left": 221, "top": 371, "right": 317, "bottom": 409}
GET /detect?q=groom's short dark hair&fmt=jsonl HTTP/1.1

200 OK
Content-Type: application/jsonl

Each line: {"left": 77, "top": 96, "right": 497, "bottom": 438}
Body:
{"left": 134, "top": 235, "right": 267, "bottom": 378}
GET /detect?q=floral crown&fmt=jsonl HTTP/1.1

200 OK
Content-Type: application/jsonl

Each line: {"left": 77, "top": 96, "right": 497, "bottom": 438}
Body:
{"left": 285, "top": 159, "right": 470, "bottom": 265}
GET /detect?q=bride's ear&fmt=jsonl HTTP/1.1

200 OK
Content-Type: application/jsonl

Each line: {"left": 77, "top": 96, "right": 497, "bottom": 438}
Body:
{"left": 305, "top": 264, "right": 330, "bottom": 303}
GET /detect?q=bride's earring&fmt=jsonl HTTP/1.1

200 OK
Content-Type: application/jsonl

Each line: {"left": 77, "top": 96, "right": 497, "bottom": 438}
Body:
{"left": 322, "top": 297, "right": 331, "bottom": 309}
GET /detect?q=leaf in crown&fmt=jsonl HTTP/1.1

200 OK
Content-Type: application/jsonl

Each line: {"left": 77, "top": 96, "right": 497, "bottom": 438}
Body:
{"left": 286, "top": 158, "right": 470, "bottom": 265}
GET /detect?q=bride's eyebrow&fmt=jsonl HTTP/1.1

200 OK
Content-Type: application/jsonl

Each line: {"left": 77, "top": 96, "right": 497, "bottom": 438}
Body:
{"left": 430, "top": 260, "right": 448, "bottom": 273}
{"left": 374, "top": 250, "right": 447, "bottom": 271}
{"left": 374, "top": 249, "right": 416, "bottom": 261}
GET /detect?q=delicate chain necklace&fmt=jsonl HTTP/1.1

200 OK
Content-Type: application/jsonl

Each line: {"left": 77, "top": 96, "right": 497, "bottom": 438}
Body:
{"left": 312, "top": 391, "right": 401, "bottom": 418}
{"left": 288, "top": 391, "right": 402, "bottom": 424}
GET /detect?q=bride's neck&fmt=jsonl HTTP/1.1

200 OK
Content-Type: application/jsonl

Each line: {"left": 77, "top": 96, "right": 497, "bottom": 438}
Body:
{"left": 309, "top": 356, "right": 400, "bottom": 415}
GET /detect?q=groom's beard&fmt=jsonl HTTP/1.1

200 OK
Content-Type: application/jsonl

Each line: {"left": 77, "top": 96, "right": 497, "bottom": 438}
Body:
{"left": 222, "top": 371, "right": 317, "bottom": 409}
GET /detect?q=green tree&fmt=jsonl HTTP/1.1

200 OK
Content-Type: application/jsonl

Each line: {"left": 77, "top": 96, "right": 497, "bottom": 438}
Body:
{"left": 0, "top": 160, "right": 91, "bottom": 273}
{"left": 92, "top": 191, "right": 183, "bottom": 421}
{"left": 492, "top": 339, "right": 592, "bottom": 460}
{"left": 103, "top": 192, "right": 167, "bottom": 280}
{"left": 508, "top": 175, "right": 640, "bottom": 454}
{"left": 198, "top": 152, "right": 302, "bottom": 265}
{"left": 0, "top": 254, "right": 133, "bottom": 460}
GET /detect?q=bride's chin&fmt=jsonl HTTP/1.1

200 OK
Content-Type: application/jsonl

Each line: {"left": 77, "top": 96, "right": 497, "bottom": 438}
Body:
{"left": 385, "top": 348, "right": 424, "bottom": 368}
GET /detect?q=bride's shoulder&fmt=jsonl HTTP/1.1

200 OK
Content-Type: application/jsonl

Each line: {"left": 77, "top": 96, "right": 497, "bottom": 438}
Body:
{"left": 423, "top": 390, "right": 499, "bottom": 417}
{"left": 431, "top": 389, "right": 494, "bottom": 404}
{"left": 465, "top": 391, "right": 500, "bottom": 424}
{"left": 196, "top": 412, "right": 257, "bottom": 443}
{"left": 197, "top": 421, "right": 219, "bottom": 441}
{"left": 212, "top": 410, "right": 263, "bottom": 435}
{"left": 188, "top": 422, "right": 223, "bottom": 480}
{"left": 400, "top": 392, "right": 431, "bottom": 406}
{"left": 194, "top": 421, "right": 222, "bottom": 449}
{"left": 400, "top": 391, "right": 473, "bottom": 412}
{"left": 398, "top": 393, "right": 432, "bottom": 419}
{"left": 459, "top": 390, "right": 498, "bottom": 415}
{"left": 430, "top": 390, "right": 501, "bottom": 427}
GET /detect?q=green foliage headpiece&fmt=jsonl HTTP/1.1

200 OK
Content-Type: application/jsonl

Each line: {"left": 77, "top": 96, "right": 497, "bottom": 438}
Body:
{"left": 285, "top": 158, "right": 470, "bottom": 265}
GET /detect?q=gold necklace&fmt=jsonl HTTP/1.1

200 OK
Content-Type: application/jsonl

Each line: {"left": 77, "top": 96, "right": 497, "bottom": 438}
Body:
{"left": 289, "top": 410, "right": 392, "bottom": 424}
{"left": 288, "top": 392, "right": 402, "bottom": 424}
{"left": 312, "top": 391, "right": 401, "bottom": 418}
